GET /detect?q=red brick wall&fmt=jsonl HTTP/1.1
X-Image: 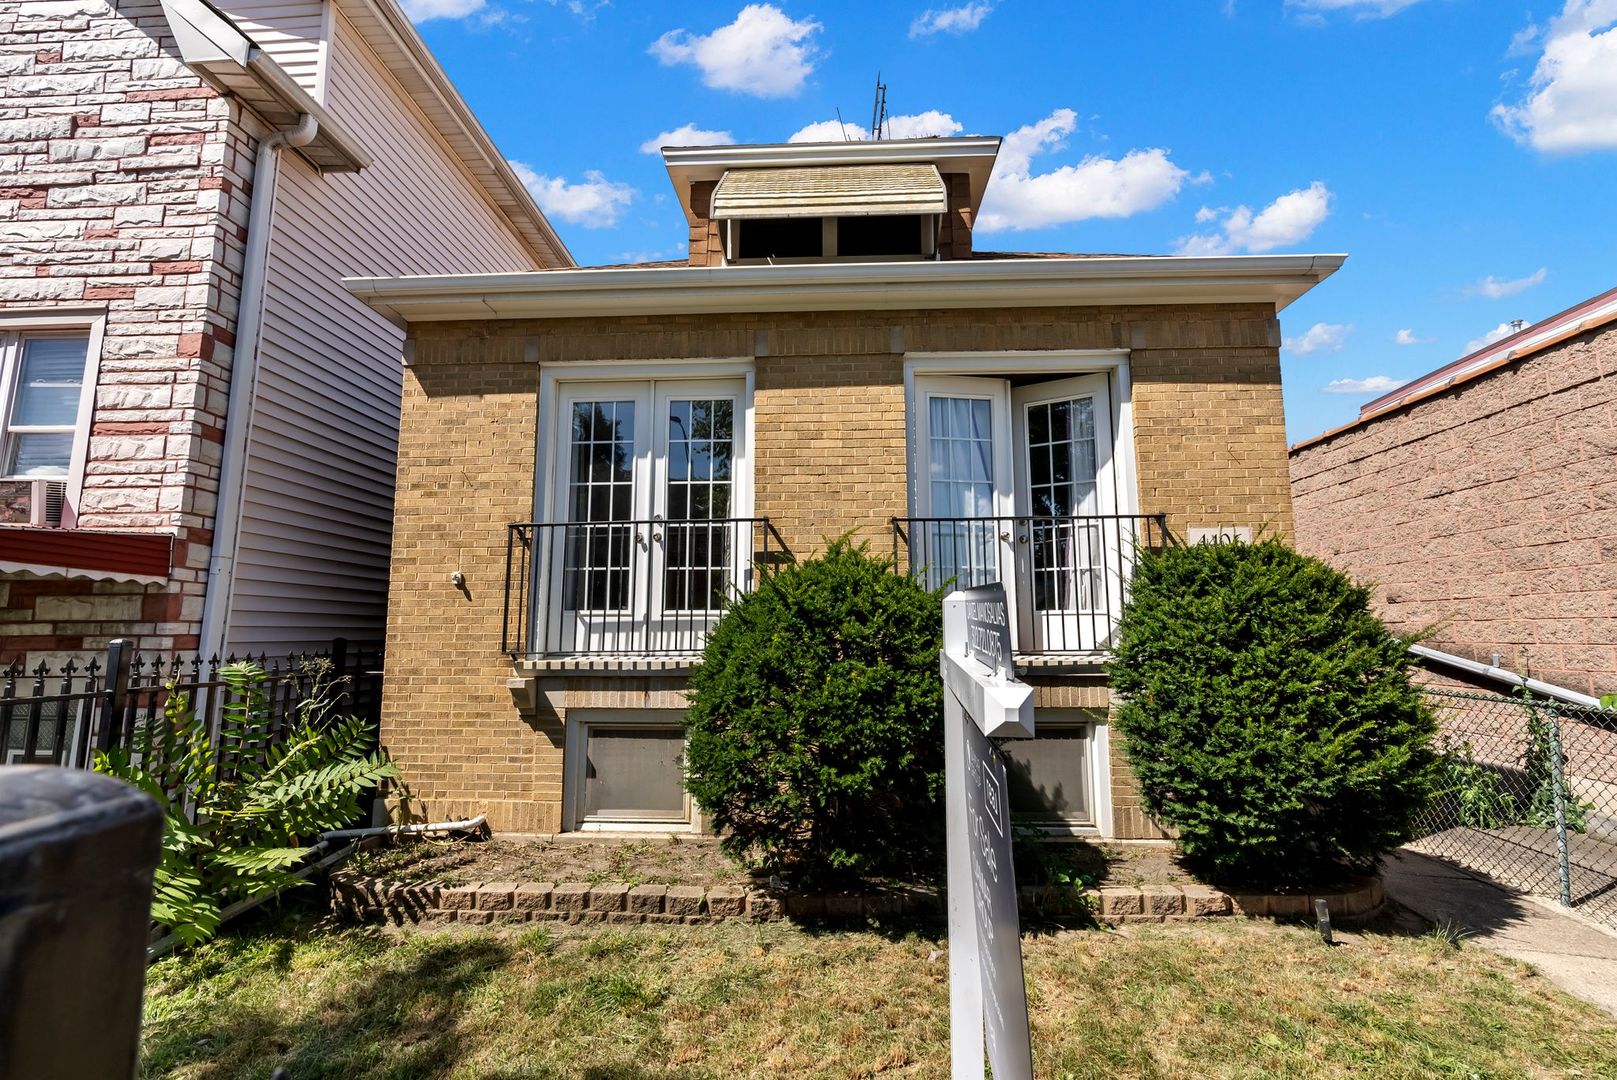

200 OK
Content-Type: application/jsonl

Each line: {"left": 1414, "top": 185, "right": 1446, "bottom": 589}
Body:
{"left": 1290, "top": 321, "right": 1617, "bottom": 698}
{"left": 0, "top": 0, "right": 259, "bottom": 661}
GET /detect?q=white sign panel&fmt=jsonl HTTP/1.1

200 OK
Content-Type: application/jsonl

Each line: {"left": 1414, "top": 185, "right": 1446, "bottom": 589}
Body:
{"left": 942, "top": 583, "right": 1034, "bottom": 1079}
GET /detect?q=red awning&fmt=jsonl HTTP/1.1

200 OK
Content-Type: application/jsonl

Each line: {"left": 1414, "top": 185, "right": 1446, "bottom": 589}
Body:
{"left": 0, "top": 527, "right": 172, "bottom": 582}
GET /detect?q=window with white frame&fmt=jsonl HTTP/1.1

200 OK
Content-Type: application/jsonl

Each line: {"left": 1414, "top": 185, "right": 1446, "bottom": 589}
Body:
{"left": 1003, "top": 709, "right": 1108, "bottom": 832}
{"left": 0, "top": 329, "right": 94, "bottom": 527}
{"left": 564, "top": 709, "right": 696, "bottom": 831}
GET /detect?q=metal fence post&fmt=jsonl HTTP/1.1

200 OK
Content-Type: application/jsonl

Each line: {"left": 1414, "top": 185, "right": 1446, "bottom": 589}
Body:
{"left": 94, "top": 638, "right": 135, "bottom": 755}
{"left": 1545, "top": 705, "right": 1574, "bottom": 908}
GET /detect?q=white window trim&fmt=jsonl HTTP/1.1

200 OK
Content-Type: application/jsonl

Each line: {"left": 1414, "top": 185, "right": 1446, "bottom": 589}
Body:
{"left": 532, "top": 358, "right": 757, "bottom": 529}
{"left": 1011, "top": 710, "right": 1112, "bottom": 838}
{"left": 0, "top": 311, "right": 105, "bottom": 528}
{"left": 562, "top": 708, "right": 702, "bottom": 833}
{"left": 901, "top": 350, "right": 1139, "bottom": 523}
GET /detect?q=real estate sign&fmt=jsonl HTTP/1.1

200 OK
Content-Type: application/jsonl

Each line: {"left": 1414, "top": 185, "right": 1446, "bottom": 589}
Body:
{"left": 941, "top": 583, "right": 1035, "bottom": 1079}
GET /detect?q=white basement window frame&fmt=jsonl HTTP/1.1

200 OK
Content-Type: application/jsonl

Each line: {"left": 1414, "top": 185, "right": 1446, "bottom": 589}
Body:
{"left": 1001, "top": 708, "right": 1113, "bottom": 836}
{"left": 563, "top": 709, "right": 701, "bottom": 833}
{"left": 0, "top": 312, "right": 105, "bottom": 530}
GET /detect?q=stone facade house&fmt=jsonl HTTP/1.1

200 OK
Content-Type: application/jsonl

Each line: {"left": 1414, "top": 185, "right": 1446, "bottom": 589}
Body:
{"left": 1291, "top": 286, "right": 1617, "bottom": 699}
{"left": 352, "top": 137, "right": 1343, "bottom": 838}
{"left": 0, "top": 0, "right": 569, "bottom": 671}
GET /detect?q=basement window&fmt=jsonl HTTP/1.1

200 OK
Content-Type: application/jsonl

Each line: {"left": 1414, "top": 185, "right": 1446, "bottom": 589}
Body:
{"left": 1004, "top": 710, "right": 1107, "bottom": 832}
{"left": 564, "top": 709, "right": 696, "bottom": 831}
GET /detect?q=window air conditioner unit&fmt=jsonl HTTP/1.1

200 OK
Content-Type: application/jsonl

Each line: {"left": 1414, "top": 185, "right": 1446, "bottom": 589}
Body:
{"left": 30, "top": 479, "right": 66, "bottom": 528}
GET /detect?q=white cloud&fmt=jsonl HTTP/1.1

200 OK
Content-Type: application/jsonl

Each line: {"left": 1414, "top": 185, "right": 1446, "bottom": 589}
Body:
{"left": 1284, "top": 321, "right": 1353, "bottom": 355}
{"left": 1393, "top": 328, "right": 1432, "bottom": 345}
{"left": 400, "top": 0, "right": 484, "bottom": 20}
{"left": 910, "top": 2, "right": 993, "bottom": 37}
{"left": 1464, "top": 267, "right": 1548, "bottom": 299}
{"left": 1175, "top": 181, "right": 1332, "bottom": 255}
{"left": 509, "top": 161, "right": 634, "bottom": 228}
{"left": 975, "top": 108, "right": 1190, "bottom": 232}
{"left": 650, "top": 5, "right": 821, "bottom": 98}
{"left": 1286, "top": 0, "right": 1426, "bottom": 18}
{"left": 1493, "top": 1, "right": 1617, "bottom": 152}
{"left": 787, "top": 110, "right": 964, "bottom": 143}
{"left": 1465, "top": 322, "right": 1520, "bottom": 353}
{"left": 640, "top": 124, "right": 735, "bottom": 154}
{"left": 1323, "top": 375, "right": 1408, "bottom": 394}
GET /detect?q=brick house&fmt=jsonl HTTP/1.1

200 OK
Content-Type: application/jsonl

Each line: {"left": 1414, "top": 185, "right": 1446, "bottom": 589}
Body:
{"left": 351, "top": 137, "right": 1343, "bottom": 838}
{"left": 1291, "top": 286, "right": 1617, "bottom": 699}
{"left": 0, "top": 0, "right": 569, "bottom": 673}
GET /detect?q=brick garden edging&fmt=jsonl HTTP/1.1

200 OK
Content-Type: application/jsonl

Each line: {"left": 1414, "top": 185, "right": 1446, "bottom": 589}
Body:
{"left": 329, "top": 871, "right": 1384, "bottom": 927}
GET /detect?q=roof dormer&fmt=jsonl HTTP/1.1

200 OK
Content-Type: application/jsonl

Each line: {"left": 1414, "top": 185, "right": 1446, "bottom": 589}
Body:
{"left": 661, "top": 137, "right": 1001, "bottom": 268}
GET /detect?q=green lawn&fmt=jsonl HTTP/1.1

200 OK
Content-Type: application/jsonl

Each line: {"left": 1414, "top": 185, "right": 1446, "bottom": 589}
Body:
{"left": 142, "top": 910, "right": 1617, "bottom": 1079}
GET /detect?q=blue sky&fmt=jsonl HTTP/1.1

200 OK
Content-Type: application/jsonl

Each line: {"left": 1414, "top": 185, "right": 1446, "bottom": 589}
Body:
{"left": 405, "top": 0, "right": 1617, "bottom": 442}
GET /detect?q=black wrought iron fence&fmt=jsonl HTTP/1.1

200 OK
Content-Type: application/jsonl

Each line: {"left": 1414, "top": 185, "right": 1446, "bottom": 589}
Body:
{"left": 1413, "top": 687, "right": 1617, "bottom": 929}
{"left": 891, "top": 514, "right": 1171, "bottom": 655}
{"left": 0, "top": 637, "right": 382, "bottom": 773}
{"left": 503, "top": 518, "right": 779, "bottom": 658}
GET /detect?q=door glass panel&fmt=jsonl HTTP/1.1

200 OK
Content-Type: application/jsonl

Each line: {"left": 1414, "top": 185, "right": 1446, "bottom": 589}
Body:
{"left": 1026, "top": 398, "right": 1101, "bottom": 612}
{"left": 582, "top": 726, "right": 687, "bottom": 821}
{"left": 925, "top": 396, "right": 997, "bottom": 591}
{"left": 564, "top": 400, "right": 635, "bottom": 612}
{"left": 664, "top": 398, "right": 733, "bottom": 611}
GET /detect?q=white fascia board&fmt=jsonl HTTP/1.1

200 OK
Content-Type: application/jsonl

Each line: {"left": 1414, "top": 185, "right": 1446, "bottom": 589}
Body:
{"left": 343, "top": 254, "right": 1347, "bottom": 323}
{"left": 161, "top": 0, "right": 254, "bottom": 65}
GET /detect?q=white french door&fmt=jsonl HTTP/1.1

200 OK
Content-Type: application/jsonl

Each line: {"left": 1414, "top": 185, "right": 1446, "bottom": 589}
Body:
{"left": 912, "top": 373, "right": 1120, "bottom": 653}
{"left": 546, "top": 379, "right": 746, "bottom": 655}
{"left": 1011, "top": 375, "right": 1119, "bottom": 653}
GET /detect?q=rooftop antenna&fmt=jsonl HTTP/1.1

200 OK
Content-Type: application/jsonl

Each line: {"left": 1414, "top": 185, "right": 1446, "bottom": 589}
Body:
{"left": 835, "top": 106, "right": 851, "bottom": 142}
{"left": 870, "top": 74, "right": 888, "bottom": 140}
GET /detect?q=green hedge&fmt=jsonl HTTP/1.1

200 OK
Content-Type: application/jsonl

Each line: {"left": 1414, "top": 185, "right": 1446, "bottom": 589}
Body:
{"left": 684, "top": 538, "right": 944, "bottom": 886}
{"left": 1108, "top": 537, "right": 1437, "bottom": 887}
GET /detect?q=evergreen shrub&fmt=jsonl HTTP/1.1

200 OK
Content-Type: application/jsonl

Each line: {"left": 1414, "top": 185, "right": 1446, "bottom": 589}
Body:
{"left": 1108, "top": 537, "right": 1438, "bottom": 887}
{"left": 684, "top": 537, "right": 944, "bottom": 886}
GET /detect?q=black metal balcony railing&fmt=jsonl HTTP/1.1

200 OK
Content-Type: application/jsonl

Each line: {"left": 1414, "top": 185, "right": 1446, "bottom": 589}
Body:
{"left": 503, "top": 518, "right": 774, "bottom": 659}
{"left": 892, "top": 514, "right": 1171, "bottom": 655}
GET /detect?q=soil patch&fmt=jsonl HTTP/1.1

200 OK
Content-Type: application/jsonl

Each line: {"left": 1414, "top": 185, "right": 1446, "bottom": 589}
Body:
{"left": 348, "top": 834, "right": 757, "bottom": 889}
{"left": 348, "top": 833, "right": 1203, "bottom": 891}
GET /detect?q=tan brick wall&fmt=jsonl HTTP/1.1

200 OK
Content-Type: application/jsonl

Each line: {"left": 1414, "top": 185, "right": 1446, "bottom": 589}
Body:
{"left": 1291, "top": 321, "right": 1617, "bottom": 697}
{"left": 385, "top": 303, "right": 1291, "bottom": 833}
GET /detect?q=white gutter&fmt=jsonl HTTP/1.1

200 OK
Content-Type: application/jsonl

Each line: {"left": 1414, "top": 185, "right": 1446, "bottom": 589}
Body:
{"left": 1411, "top": 644, "right": 1602, "bottom": 709}
{"left": 197, "top": 114, "right": 318, "bottom": 662}
{"left": 344, "top": 253, "right": 1346, "bottom": 323}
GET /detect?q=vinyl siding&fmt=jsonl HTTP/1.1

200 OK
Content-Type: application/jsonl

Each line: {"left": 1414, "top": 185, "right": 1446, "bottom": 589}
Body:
{"left": 224, "top": 9, "right": 546, "bottom": 653}
{"left": 218, "top": 0, "right": 329, "bottom": 99}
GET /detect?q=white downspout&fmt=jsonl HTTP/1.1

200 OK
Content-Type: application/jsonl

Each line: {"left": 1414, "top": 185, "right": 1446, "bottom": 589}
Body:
{"left": 196, "top": 113, "right": 317, "bottom": 661}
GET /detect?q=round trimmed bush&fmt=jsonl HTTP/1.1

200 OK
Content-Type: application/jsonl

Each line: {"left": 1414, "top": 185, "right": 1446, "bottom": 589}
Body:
{"left": 684, "top": 537, "right": 944, "bottom": 886}
{"left": 1107, "top": 537, "right": 1437, "bottom": 887}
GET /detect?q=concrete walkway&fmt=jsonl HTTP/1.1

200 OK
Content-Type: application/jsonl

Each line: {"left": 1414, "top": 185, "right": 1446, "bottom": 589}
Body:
{"left": 1382, "top": 849, "right": 1617, "bottom": 1017}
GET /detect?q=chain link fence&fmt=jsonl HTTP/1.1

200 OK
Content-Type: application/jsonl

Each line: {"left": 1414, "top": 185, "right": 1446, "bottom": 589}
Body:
{"left": 1412, "top": 687, "right": 1617, "bottom": 929}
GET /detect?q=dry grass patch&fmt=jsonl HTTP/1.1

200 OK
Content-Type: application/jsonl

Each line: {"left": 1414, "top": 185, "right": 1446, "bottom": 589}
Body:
{"left": 141, "top": 911, "right": 1617, "bottom": 1079}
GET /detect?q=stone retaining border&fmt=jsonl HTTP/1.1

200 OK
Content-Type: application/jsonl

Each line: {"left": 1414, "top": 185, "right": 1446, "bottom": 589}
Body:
{"left": 329, "top": 871, "right": 1384, "bottom": 927}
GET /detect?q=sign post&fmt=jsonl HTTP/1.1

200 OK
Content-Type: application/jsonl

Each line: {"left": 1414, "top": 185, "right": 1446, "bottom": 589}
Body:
{"left": 942, "top": 583, "right": 1035, "bottom": 1079}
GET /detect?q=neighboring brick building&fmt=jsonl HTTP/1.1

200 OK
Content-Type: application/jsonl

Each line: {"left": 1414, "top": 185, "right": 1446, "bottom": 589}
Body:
{"left": 0, "top": 0, "right": 568, "bottom": 674}
{"left": 351, "top": 136, "right": 1344, "bottom": 839}
{"left": 1290, "top": 286, "right": 1617, "bottom": 698}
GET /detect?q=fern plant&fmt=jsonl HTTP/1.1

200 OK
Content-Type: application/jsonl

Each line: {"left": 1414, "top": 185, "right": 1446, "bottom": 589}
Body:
{"left": 95, "top": 660, "right": 396, "bottom": 945}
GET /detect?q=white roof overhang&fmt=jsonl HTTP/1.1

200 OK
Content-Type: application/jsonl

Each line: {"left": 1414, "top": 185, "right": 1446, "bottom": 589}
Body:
{"left": 160, "top": 0, "right": 370, "bottom": 173}
{"left": 663, "top": 137, "right": 1001, "bottom": 226}
{"left": 343, "top": 254, "right": 1347, "bottom": 326}
{"left": 711, "top": 163, "right": 948, "bottom": 220}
